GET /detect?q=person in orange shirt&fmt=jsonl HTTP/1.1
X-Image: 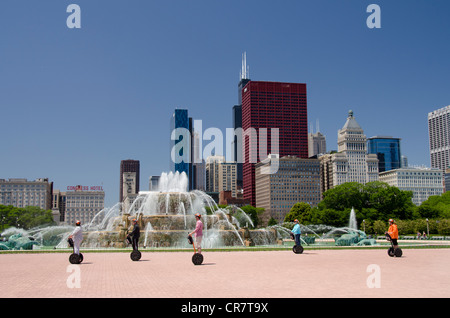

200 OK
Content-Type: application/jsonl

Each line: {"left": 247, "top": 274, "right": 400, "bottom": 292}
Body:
{"left": 385, "top": 218, "right": 399, "bottom": 251}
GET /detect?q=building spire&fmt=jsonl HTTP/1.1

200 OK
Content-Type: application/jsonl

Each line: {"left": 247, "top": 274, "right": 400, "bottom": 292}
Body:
{"left": 240, "top": 51, "right": 249, "bottom": 80}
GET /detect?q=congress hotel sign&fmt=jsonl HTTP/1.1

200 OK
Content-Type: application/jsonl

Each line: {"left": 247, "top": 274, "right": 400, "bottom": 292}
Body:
{"left": 67, "top": 185, "right": 104, "bottom": 191}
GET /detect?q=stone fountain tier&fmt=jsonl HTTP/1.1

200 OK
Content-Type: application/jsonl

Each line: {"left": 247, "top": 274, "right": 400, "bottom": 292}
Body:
{"left": 79, "top": 212, "right": 279, "bottom": 249}
{"left": 80, "top": 228, "right": 278, "bottom": 249}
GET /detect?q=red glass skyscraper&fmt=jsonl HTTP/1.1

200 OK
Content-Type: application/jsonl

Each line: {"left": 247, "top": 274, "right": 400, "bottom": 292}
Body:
{"left": 241, "top": 81, "right": 308, "bottom": 206}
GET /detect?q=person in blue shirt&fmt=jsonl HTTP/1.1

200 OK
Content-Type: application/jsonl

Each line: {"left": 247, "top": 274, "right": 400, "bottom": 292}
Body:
{"left": 291, "top": 219, "right": 301, "bottom": 246}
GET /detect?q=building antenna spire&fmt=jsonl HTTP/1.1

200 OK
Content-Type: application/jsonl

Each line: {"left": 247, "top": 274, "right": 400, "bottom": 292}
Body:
{"left": 240, "top": 51, "right": 249, "bottom": 80}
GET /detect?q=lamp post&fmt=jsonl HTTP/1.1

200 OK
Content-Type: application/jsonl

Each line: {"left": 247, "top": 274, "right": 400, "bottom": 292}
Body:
{"left": 426, "top": 218, "right": 429, "bottom": 238}
{"left": 363, "top": 219, "right": 366, "bottom": 233}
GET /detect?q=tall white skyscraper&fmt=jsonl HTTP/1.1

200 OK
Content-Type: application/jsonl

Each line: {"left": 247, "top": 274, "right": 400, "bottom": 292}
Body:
{"left": 428, "top": 105, "right": 450, "bottom": 170}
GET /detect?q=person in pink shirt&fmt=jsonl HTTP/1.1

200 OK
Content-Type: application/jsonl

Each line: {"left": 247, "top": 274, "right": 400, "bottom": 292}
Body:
{"left": 189, "top": 213, "right": 203, "bottom": 254}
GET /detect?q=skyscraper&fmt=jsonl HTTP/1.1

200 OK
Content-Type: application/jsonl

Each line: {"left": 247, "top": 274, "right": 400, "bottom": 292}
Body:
{"left": 319, "top": 111, "right": 378, "bottom": 192}
{"left": 428, "top": 105, "right": 450, "bottom": 170}
{"left": 119, "top": 159, "right": 140, "bottom": 203}
{"left": 367, "top": 136, "right": 402, "bottom": 172}
{"left": 232, "top": 52, "right": 251, "bottom": 189}
{"left": 308, "top": 131, "right": 327, "bottom": 157}
{"left": 171, "top": 108, "right": 198, "bottom": 190}
{"left": 241, "top": 81, "right": 308, "bottom": 206}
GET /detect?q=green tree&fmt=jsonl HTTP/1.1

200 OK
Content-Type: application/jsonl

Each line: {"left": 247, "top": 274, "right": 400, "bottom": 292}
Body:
{"left": 268, "top": 217, "right": 277, "bottom": 226}
{"left": 319, "top": 182, "right": 365, "bottom": 212}
{"left": 284, "top": 202, "right": 312, "bottom": 224}
{"left": 319, "top": 181, "right": 415, "bottom": 224}
{"left": 417, "top": 192, "right": 450, "bottom": 219}
{"left": 372, "top": 220, "right": 387, "bottom": 235}
{"left": 0, "top": 205, "right": 54, "bottom": 230}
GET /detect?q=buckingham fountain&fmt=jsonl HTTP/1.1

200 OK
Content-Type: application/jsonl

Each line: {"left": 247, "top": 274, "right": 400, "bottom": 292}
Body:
{"left": 1, "top": 172, "right": 377, "bottom": 250}
{"left": 75, "top": 171, "right": 272, "bottom": 249}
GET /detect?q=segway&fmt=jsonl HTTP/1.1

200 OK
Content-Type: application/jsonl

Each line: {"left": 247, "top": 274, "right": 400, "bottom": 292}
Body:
{"left": 188, "top": 234, "right": 203, "bottom": 265}
{"left": 386, "top": 233, "right": 402, "bottom": 257}
{"left": 127, "top": 235, "right": 142, "bottom": 261}
{"left": 68, "top": 237, "right": 83, "bottom": 264}
{"left": 290, "top": 232, "right": 304, "bottom": 254}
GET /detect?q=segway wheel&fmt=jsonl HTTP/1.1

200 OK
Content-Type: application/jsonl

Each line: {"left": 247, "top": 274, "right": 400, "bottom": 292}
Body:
{"left": 69, "top": 253, "right": 80, "bottom": 264}
{"left": 130, "top": 250, "right": 142, "bottom": 261}
{"left": 78, "top": 253, "right": 83, "bottom": 263}
{"left": 388, "top": 247, "right": 395, "bottom": 257}
{"left": 192, "top": 253, "right": 203, "bottom": 265}
{"left": 394, "top": 248, "right": 403, "bottom": 257}
{"left": 293, "top": 245, "right": 304, "bottom": 254}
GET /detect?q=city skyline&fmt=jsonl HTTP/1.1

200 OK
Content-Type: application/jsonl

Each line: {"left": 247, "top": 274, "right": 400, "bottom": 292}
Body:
{"left": 1, "top": 1, "right": 450, "bottom": 207}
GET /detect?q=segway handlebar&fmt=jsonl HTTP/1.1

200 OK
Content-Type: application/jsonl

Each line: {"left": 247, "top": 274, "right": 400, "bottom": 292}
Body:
{"left": 385, "top": 233, "right": 392, "bottom": 241}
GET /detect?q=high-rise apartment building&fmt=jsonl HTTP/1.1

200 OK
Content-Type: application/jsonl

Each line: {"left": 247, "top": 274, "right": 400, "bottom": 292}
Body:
{"left": 205, "top": 155, "right": 225, "bottom": 192}
{"left": 0, "top": 178, "right": 53, "bottom": 210}
{"left": 242, "top": 81, "right": 308, "bottom": 206}
{"left": 119, "top": 160, "right": 140, "bottom": 203}
{"left": 219, "top": 162, "right": 237, "bottom": 198}
{"left": 367, "top": 136, "right": 402, "bottom": 173}
{"left": 205, "top": 156, "right": 237, "bottom": 196}
{"left": 255, "top": 155, "right": 321, "bottom": 225}
{"left": 428, "top": 105, "right": 450, "bottom": 170}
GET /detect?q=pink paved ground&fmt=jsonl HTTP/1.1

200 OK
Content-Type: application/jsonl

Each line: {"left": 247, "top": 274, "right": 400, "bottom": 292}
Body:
{"left": 0, "top": 249, "right": 449, "bottom": 298}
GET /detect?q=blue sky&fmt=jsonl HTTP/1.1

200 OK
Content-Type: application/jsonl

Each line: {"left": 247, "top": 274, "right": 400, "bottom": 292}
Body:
{"left": 1, "top": 0, "right": 449, "bottom": 207}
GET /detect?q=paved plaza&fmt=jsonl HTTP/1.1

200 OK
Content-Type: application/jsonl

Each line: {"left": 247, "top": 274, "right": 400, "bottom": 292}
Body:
{"left": 0, "top": 248, "right": 449, "bottom": 298}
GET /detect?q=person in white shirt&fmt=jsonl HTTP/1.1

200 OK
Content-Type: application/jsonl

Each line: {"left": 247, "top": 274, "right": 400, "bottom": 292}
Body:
{"left": 68, "top": 220, "right": 83, "bottom": 255}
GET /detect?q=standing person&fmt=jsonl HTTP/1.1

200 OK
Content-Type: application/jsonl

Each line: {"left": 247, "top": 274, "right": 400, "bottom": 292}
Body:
{"left": 385, "top": 219, "right": 399, "bottom": 251}
{"left": 189, "top": 213, "right": 203, "bottom": 254}
{"left": 128, "top": 219, "right": 140, "bottom": 251}
{"left": 68, "top": 220, "right": 83, "bottom": 255}
{"left": 291, "top": 219, "right": 301, "bottom": 246}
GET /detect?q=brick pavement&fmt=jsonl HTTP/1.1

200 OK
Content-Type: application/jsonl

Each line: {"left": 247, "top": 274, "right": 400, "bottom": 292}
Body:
{"left": 0, "top": 249, "right": 449, "bottom": 298}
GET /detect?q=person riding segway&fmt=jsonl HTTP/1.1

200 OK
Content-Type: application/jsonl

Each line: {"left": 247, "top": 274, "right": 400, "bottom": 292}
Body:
{"left": 188, "top": 213, "right": 204, "bottom": 265}
{"left": 290, "top": 219, "right": 304, "bottom": 254}
{"left": 68, "top": 220, "right": 83, "bottom": 264}
{"left": 127, "top": 218, "right": 141, "bottom": 261}
{"left": 385, "top": 219, "right": 402, "bottom": 257}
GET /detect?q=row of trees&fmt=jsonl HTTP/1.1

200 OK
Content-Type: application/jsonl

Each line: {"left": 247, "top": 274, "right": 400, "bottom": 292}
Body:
{"left": 282, "top": 181, "right": 450, "bottom": 235}
{"left": 0, "top": 205, "right": 55, "bottom": 231}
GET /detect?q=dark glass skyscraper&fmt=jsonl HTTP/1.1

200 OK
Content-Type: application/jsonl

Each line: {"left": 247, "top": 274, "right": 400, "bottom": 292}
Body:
{"left": 170, "top": 109, "right": 194, "bottom": 190}
{"left": 232, "top": 53, "right": 251, "bottom": 189}
{"left": 233, "top": 78, "right": 250, "bottom": 189}
{"left": 367, "top": 136, "right": 402, "bottom": 172}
